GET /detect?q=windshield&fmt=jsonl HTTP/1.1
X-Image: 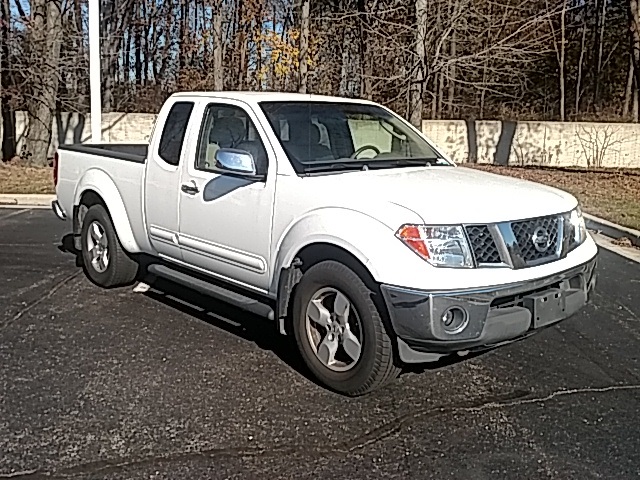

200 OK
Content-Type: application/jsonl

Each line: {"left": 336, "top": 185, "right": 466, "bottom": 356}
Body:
{"left": 259, "top": 101, "right": 451, "bottom": 174}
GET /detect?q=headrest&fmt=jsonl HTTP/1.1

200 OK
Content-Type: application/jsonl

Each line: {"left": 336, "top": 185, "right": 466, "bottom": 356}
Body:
{"left": 288, "top": 121, "right": 322, "bottom": 146}
{"left": 209, "top": 116, "right": 245, "bottom": 147}
{"left": 310, "top": 124, "right": 321, "bottom": 145}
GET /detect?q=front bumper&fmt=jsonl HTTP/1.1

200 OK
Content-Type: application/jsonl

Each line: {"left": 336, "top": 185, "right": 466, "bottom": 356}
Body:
{"left": 381, "top": 255, "right": 597, "bottom": 363}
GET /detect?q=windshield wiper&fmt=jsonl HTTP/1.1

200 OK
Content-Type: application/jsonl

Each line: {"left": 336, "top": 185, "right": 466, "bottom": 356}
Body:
{"left": 301, "top": 157, "right": 447, "bottom": 174}
{"left": 302, "top": 161, "right": 368, "bottom": 173}
{"left": 357, "top": 158, "right": 445, "bottom": 170}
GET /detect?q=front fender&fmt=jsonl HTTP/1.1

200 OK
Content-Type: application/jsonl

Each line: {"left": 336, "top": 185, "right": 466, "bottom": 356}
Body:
{"left": 74, "top": 168, "right": 141, "bottom": 254}
{"left": 270, "top": 207, "right": 425, "bottom": 295}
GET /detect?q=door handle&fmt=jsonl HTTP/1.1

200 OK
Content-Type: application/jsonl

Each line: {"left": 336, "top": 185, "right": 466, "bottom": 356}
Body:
{"left": 181, "top": 181, "right": 200, "bottom": 195}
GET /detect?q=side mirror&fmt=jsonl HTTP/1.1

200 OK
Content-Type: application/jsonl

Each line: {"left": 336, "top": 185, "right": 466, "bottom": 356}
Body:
{"left": 214, "top": 148, "right": 257, "bottom": 176}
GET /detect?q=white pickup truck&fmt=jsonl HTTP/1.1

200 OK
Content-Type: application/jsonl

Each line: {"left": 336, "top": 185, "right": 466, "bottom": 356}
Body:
{"left": 52, "top": 92, "right": 598, "bottom": 396}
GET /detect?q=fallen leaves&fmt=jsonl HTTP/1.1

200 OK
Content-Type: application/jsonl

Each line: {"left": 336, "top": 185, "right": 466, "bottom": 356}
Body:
{"left": 0, "top": 163, "right": 54, "bottom": 195}
{"left": 464, "top": 164, "right": 640, "bottom": 230}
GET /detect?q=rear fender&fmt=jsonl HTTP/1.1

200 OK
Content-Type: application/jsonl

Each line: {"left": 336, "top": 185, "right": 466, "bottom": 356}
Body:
{"left": 74, "top": 168, "right": 141, "bottom": 254}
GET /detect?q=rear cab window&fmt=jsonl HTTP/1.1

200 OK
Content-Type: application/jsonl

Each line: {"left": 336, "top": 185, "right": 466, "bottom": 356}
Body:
{"left": 158, "top": 101, "right": 194, "bottom": 166}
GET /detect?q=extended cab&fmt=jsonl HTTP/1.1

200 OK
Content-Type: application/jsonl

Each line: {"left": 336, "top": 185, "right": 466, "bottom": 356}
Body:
{"left": 52, "top": 92, "right": 598, "bottom": 396}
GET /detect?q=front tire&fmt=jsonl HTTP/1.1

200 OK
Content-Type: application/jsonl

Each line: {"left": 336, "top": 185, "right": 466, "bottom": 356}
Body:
{"left": 292, "top": 260, "right": 400, "bottom": 396}
{"left": 80, "top": 204, "right": 138, "bottom": 288}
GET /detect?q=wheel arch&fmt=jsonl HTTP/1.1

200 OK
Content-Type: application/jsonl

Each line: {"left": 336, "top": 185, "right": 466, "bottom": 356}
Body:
{"left": 276, "top": 241, "right": 386, "bottom": 336}
{"left": 72, "top": 170, "right": 141, "bottom": 254}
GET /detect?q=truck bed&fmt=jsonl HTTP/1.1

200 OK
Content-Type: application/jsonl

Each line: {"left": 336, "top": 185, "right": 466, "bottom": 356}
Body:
{"left": 55, "top": 142, "right": 150, "bottom": 253}
{"left": 57, "top": 143, "right": 148, "bottom": 163}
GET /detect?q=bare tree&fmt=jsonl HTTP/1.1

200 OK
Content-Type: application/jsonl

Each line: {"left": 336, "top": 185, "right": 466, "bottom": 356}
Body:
{"left": 594, "top": 0, "right": 608, "bottom": 104}
{"left": 213, "top": 3, "right": 224, "bottom": 90}
{"left": 298, "top": 0, "right": 310, "bottom": 93}
{"left": 547, "top": 0, "right": 567, "bottom": 120}
{"left": 575, "top": 7, "right": 588, "bottom": 115}
{"left": 23, "top": 0, "right": 63, "bottom": 165}
{"left": 0, "top": 0, "right": 16, "bottom": 161}
{"left": 631, "top": 0, "right": 640, "bottom": 122}
{"left": 410, "top": 0, "right": 427, "bottom": 127}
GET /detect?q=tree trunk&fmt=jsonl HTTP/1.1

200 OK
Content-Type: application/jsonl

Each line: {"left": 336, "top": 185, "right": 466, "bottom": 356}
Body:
{"left": 24, "top": 0, "right": 63, "bottom": 165}
{"left": 339, "top": 27, "right": 359, "bottom": 97}
{"left": 594, "top": 0, "right": 608, "bottom": 106}
{"left": 631, "top": 0, "right": 640, "bottom": 122}
{"left": 179, "top": 1, "right": 188, "bottom": 71}
{"left": 141, "top": 0, "right": 148, "bottom": 84}
{"left": 100, "top": 0, "right": 112, "bottom": 111}
{"left": 238, "top": 33, "right": 247, "bottom": 90}
{"left": 236, "top": 0, "right": 247, "bottom": 90}
{"left": 299, "top": 0, "right": 310, "bottom": 93}
{"left": 159, "top": 2, "right": 175, "bottom": 82}
{"left": 1, "top": 0, "right": 16, "bottom": 161}
{"left": 448, "top": 31, "right": 456, "bottom": 118}
{"left": 437, "top": 71, "right": 445, "bottom": 119}
{"left": 575, "top": 14, "right": 587, "bottom": 115}
{"left": 624, "top": 53, "right": 634, "bottom": 117}
{"left": 135, "top": 6, "right": 142, "bottom": 85}
{"left": 559, "top": 0, "right": 566, "bottom": 121}
{"left": 410, "top": 0, "right": 427, "bottom": 127}
{"left": 357, "top": 0, "right": 373, "bottom": 99}
{"left": 213, "top": 6, "right": 224, "bottom": 90}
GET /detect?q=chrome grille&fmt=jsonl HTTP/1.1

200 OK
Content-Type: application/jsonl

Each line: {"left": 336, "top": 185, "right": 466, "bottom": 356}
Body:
{"left": 465, "top": 225, "right": 501, "bottom": 264}
{"left": 511, "top": 215, "right": 561, "bottom": 263}
{"left": 465, "top": 214, "right": 565, "bottom": 269}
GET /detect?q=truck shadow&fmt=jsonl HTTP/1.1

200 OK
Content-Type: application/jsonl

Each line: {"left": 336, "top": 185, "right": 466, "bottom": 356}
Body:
{"left": 58, "top": 233, "right": 83, "bottom": 267}
{"left": 58, "top": 233, "right": 492, "bottom": 390}
{"left": 150, "top": 281, "right": 499, "bottom": 389}
{"left": 143, "top": 276, "right": 490, "bottom": 388}
{"left": 141, "top": 276, "right": 322, "bottom": 386}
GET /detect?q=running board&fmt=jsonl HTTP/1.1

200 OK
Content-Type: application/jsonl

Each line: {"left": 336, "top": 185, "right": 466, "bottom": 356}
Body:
{"left": 147, "top": 264, "right": 275, "bottom": 321}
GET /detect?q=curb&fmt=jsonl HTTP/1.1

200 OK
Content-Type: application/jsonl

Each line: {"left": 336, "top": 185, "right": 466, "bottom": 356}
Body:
{"left": 0, "top": 194, "right": 55, "bottom": 207}
{"left": 584, "top": 213, "right": 640, "bottom": 248}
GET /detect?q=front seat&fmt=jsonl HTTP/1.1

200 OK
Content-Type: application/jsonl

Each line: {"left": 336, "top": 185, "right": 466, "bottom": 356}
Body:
{"left": 287, "top": 121, "right": 334, "bottom": 163}
{"left": 205, "top": 116, "right": 246, "bottom": 168}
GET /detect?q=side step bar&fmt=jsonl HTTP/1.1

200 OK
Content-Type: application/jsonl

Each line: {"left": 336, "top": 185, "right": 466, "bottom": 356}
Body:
{"left": 147, "top": 264, "right": 275, "bottom": 321}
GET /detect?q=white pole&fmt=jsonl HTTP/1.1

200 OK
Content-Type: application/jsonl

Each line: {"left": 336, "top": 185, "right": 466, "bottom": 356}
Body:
{"left": 89, "top": 0, "right": 101, "bottom": 144}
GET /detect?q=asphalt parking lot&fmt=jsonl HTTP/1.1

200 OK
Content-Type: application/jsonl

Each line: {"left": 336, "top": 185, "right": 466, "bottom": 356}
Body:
{"left": 1, "top": 208, "right": 639, "bottom": 479}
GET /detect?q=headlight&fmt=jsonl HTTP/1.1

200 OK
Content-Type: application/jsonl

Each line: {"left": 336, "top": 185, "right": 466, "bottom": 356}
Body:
{"left": 568, "top": 206, "right": 587, "bottom": 247}
{"left": 395, "top": 224, "right": 474, "bottom": 268}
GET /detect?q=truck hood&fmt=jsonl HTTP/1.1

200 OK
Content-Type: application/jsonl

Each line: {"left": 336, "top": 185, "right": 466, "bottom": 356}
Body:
{"left": 307, "top": 166, "right": 578, "bottom": 225}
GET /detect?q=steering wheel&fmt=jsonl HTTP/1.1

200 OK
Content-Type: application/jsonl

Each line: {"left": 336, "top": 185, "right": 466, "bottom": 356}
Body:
{"left": 350, "top": 145, "right": 381, "bottom": 159}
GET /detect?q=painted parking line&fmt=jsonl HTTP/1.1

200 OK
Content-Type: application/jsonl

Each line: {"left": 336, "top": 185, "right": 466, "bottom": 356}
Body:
{"left": 0, "top": 209, "right": 30, "bottom": 221}
{"left": 0, "top": 204, "right": 50, "bottom": 210}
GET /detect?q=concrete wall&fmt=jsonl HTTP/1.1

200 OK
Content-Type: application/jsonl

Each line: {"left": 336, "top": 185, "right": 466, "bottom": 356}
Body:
{"left": 422, "top": 120, "right": 640, "bottom": 168}
{"left": 1, "top": 111, "right": 156, "bottom": 159}
{"left": 3, "top": 111, "right": 640, "bottom": 168}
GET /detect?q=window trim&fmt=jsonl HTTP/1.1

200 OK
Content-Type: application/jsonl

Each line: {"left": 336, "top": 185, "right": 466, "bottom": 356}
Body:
{"left": 193, "top": 101, "right": 269, "bottom": 181}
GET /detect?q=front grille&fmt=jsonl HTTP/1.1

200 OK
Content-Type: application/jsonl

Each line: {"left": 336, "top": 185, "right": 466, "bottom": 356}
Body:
{"left": 466, "top": 225, "right": 501, "bottom": 264}
{"left": 465, "top": 214, "right": 565, "bottom": 269}
{"left": 511, "top": 215, "right": 560, "bottom": 262}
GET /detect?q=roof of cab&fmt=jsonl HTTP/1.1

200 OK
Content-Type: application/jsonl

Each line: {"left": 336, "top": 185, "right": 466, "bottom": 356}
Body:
{"left": 169, "top": 91, "right": 378, "bottom": 105}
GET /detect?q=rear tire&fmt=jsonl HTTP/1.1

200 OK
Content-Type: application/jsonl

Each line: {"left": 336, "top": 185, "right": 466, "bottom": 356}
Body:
{"left": 292, "top": 260, "right": 400, "bottom": 396}
{"left": 80, "top": 204, "right": 138, "bottom": 288}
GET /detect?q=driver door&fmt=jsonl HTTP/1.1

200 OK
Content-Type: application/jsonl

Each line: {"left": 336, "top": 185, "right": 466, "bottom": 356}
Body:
{"left": 177, "top": 100, "right": 276, "bottom": 293}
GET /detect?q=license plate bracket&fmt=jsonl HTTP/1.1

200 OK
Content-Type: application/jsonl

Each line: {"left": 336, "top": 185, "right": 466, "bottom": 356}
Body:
{"left": 523, "top": 288, "right": 566, "bottom": 328}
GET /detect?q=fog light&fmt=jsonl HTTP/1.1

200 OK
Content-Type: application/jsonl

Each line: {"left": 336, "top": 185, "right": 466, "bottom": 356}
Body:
{"left": 441, "top": 307, "right": 469, "bottom": 334}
